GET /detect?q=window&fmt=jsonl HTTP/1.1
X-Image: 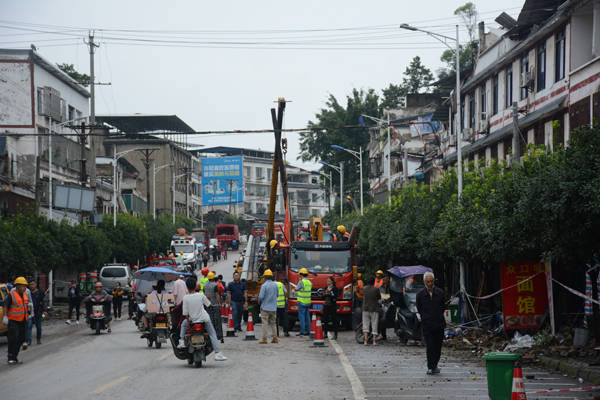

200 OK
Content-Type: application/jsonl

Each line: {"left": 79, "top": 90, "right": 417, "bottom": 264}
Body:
{"left": 68, "top": 105, "right": 75, "bottom": 121}
{"left": 244, "top": 166, "right": 251, "bottom": 179}
{"left": 492, "top": 74, "right": 499, "bottom": 115}
{"left": 505, "top": 66, "right": 513, "bottom": 108}
{"left": 480, "top": 86, "right": 487, "bottom": 120}
{"left": 312, "top": 193, "right": 318, "bottom": 202}
{"left": 460, "top": 100, "right": 465, "bottom": 128}
{"left": 520, "top": 54, "right": 529, "bottom": 100}
{"left": 537, "top": 42, "right": 546, "bottom": 92}
{"left": 468, "top": 94, "right": 475, "bottom": 128}
{"left": 555, "top": 29, "right": 566, "bottom": 81}
{"left": 267, "top": 168, "right": 272, "bottom": 178}
{"left": 255, "top": 167, "right": 264, "bottom": 180}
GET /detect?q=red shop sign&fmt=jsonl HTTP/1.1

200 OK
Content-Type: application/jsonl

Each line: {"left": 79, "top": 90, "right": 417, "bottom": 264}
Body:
{"left": 501, "top": 262, "right": 547, "bottom": 330}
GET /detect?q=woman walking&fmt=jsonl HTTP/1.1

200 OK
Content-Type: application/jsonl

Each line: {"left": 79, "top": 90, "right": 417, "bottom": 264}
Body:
{"left": 322, "top": 276, "right": 339, "bottom": 339}
{"left": 112, "top": 282, "right": 125, "bottom": 320}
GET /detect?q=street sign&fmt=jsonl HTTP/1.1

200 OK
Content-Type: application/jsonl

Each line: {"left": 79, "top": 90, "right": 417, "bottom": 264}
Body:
{"left": 501, "top": 261, "right": 548, "bottom": 330}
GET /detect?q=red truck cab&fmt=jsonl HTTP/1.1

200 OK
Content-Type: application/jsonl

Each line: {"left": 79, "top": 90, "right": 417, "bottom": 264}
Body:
{"left": 191, "top": 229, "right": 210, "bottom": 248}
{"left": 250, "top": 222, "right": 266, "bottom": 238}
{"left": 214, "top": 224, "right": 239, "bottom": 250}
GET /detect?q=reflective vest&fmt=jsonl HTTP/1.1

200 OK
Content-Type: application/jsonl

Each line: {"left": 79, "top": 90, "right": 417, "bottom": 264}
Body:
{"left": 297, "top": 278, "right": 312, "bottom": 305}
{"left": 374, "top": 278, "right": 384, "bottom": 288}
{"left": 355, "top": 280, "right": 364, "bottom": 299}
{"left": 7, "top": 289, "right": 28, "bottom": 322}
{"left": 199, "top": 277, "right": 208, "bottom": 293}
{"left": 276, "top": 281, "right": 286, "bottom": 308}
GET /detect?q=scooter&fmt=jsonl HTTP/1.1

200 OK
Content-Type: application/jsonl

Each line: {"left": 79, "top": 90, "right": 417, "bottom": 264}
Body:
{"left": 169, "top": 321, "right": 214, "bottom": 368}
{"left": 145, "top": 312, "right": 169, "bottom": 349}
{"left": 88, "top": 299, "right": 109, "bottom": 335}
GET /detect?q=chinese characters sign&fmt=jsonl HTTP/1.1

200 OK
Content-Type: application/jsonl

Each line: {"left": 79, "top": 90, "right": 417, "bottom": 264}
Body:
{"left": 501, "top": 262, "right": 548, "bottom": 330}
{"left": 201, "top": 157, "right": 243, "bottom": 206}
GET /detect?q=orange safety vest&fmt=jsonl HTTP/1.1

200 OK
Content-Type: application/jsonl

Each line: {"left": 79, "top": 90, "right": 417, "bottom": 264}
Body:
{"left": 355, "top": 280, "right": 364, "bottom": 299}
{"left": 374, "top": 278, "right": 384, "bottom": 288}
{"left": 7, "top": 289, "right": 28, "bottom": 322}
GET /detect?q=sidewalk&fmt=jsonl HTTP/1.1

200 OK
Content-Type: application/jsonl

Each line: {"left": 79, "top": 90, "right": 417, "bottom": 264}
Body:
{"left": 334, "top": 332, "right": 600, "bottom": 399}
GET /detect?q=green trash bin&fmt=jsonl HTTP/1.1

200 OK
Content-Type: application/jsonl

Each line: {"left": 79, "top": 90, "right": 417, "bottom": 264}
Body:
{"left": 449, "top": 304, "right": 460, "bottom": 323}
{"left": 482, "top": 352, "right": 521, "bottom": 400}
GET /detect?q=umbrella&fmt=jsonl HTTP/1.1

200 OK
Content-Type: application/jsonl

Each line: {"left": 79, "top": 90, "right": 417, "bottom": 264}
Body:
{"left": 387, "top": 265, "right": 433, "bottom": 279}
{"left": 133, "top": 266, "right": 187, "bottom": 282}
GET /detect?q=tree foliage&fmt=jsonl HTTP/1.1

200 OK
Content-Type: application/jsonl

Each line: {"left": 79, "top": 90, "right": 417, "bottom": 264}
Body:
{"left": 56, "top": 63, "right": 90, "bottom": 86}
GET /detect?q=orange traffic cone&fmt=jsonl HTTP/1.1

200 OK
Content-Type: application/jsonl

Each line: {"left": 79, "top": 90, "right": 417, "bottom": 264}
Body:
{"left": 511, "top": 365, "right": 527, "bottom": 400}
{"left": 221, "top": 303, "right": 229, "bottom": 323}
{"left": 226, "top": 307, "right": 236, "bottom": 337}
{"left": 312, "top": 316, "right": 325, "bottom": 347}
{"left": 245, "top": 313, "right": 256, "bottom": 340}
{"left": 310, "top": 313, "right": 316, "bottom": 338}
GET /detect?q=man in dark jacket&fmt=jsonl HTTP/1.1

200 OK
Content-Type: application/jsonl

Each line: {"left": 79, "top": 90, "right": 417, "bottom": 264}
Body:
{"left": 66, "top": 280, "right": 82, "bottom": 325}
{"left": 416, "top": 271, "right": 445, "bottom": 375}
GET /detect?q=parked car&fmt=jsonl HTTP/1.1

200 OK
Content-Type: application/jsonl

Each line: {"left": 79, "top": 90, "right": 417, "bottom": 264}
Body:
{"left": 99, "top": 264, "right": 132, "bottom": 294}
{"left": 0, "top": 283, "right": 9, "bottom": 335}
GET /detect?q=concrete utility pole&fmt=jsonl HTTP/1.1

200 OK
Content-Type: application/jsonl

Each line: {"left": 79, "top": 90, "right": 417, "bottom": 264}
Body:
{"left": 512, "top": 102, "right": 521, "bottom": 164}
{"left": 87, "top": 32, "right": 99, "bottom": 190}
{"left": 139, "top": 149, "right": 156, "bottom": 214}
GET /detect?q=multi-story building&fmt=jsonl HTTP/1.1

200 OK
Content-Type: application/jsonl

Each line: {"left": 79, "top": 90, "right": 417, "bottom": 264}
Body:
{"left": 0, "top": 48, "right": 90, "bottom": 220}
{"left": 192, "top": 146, "right": 328, "bottom": 220}
{"left": 438, "top": 0, "right": 599, "bottom": 175}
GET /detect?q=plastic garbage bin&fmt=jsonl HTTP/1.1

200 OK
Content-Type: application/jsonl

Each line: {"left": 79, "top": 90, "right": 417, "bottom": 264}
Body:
{"left": 482, "top": 352, "right": 521, "bottom": 400}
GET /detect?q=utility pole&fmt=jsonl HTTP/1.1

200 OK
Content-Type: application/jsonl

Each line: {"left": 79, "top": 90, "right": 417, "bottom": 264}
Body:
{"left": 86, "top": 32, "right": 99, "bottom": 190}
{"left": 228, "top": 180, "right": 233, "bottom": 213}
{"left": 79, "top": 122, "right": 87, "bottom": 186}
{"left": 512, "top": 102, "right": 521, "bottom": 164}
{"left": 138, "top": 149, "right": 155, "bottom": 214}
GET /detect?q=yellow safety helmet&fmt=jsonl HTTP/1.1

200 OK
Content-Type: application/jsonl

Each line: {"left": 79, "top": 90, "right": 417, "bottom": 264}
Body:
{"left": 299, "top": 268, "right": 308, "bottom": 275}
{"left": 269, "top": 240, "right": 278, "bottom": 249}
{"left": 337, "top": 225, "right": 346, "bottom": 234}
{"left": 207, "top": 272, "right": 215, "bottom": 280}
{"left": 376, "top": 270, "right": 384, "bottom": 275}
{"left": 14, "top": 276, "right": 28, "bottom": 286}
{"left": 357, "top": 273, "right": 362, "bottom": 279}
{"left": 263, "top": 269, "right": 273, "bottom": 277}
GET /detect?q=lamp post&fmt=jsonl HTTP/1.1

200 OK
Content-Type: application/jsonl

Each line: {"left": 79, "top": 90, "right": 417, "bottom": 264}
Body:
{"left": 401, "top": 22, "right": 465, "bottom": 317}
{"left": 312, "top": 170, "right": 332, "bottom": 213}
{"left": 362, "top": 113, "right": 393, "bottom": 205}
{"left": 113, "top": 147, "right": 146, "bottom": 227}
{"left": 331, "top": 145, "right": 363, "bottom": 216}
{"left": 172, "top": 171, "right": 192, "bottom": 224}
{"left": 153, "top": 162, "right": 172, "bottom": 220}
{"left": 319, "top": 161, "right": 343, "bottom": 218}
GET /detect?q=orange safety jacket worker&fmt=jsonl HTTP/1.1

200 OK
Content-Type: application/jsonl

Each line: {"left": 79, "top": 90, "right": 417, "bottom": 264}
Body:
{"left": 374, "top": 278, "right": 384, "bottom": 288}
{"left": 7, "top": 289, "right": 29, "bottom": 322}
{"left": 355, "top": 280, "right": 364, "bottom": 299}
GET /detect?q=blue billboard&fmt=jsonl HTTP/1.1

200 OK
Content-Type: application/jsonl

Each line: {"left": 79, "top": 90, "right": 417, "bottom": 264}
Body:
{"left": 201, "top": 156, "right": 243, "bottom": 206}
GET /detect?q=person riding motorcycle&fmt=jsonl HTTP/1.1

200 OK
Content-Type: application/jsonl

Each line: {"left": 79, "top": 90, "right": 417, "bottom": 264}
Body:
{"left": 140, "top": 280, "right": 171, "bottom": 338}
{"left": 83, "top": 282, "right": 113, "bottom": 333}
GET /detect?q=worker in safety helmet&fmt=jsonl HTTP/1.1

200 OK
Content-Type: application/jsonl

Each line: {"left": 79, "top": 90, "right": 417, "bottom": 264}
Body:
{"left": 199, "top": 267, "right": 210, "bottom": 293}
{"left": 270, "top": 240, "right": 286, "bottom": 271}
{"left": 337, "top": 225, "right": 350, "bottom": 242}
{"left": 374, "top": 270, "right": 385, "bottom": 288}
{"left": 3, "top": 277, "right": 29, "bottom": 364}
{"left": 295, "top": 268, "right": 312, "bottom": 336}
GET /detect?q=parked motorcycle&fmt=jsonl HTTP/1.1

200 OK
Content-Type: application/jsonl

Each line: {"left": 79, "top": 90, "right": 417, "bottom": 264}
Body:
{"left": 169, "top": 321, "right": 214, "bottom": 368}
{"left": 145, "top": 312, "right": 169, "bottom": 348}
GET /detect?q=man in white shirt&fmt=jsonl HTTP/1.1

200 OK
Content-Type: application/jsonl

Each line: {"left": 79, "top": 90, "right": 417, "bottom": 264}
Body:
{"left": 178, "top": 278, "right": 227, "bottom": 361}
{"left": 172, "top": 276, "right": 187, "bottom": 306}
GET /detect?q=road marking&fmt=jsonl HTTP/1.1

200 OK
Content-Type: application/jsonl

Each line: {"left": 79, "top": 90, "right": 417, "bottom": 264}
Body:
{"left": 90, "top": 376, "right": 130, "bottom": 395}
{"left": 156, "top": 352, "right": 171, "bottom": 361}
{"left": 329, "top": 338, "right": 366, "bottom": 400}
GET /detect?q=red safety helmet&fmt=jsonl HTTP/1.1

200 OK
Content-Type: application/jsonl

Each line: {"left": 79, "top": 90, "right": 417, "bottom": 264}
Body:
{"left": 201, "top": 268, "right": 209, "bottom": 276}
{"left": 195, "top": 282, "right": 202, "bottom": 292}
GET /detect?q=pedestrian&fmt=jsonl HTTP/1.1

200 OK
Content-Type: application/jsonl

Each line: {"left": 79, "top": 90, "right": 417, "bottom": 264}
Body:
{"left": 258, "top": 269, "right": 278, "bottom": 343}
{"left": 26, "top": 281, "right": 46, "bottom": 345}
{"left": 379, "top": 275, "right": 391, "bottom": 341}
{"left": 222, "top": 249, "right": 227, "bottom": 260}
{"left": 295, "top": 268, "right": 312, "bottom": 336}
{"left": 362, "top": 276, "right": 381, "bottom": 345}
{"left": 112, "top": 282, "right": 125, "bottom": 320}
{"left": 23, "top": 281, "right": 33, "bottom": 350}
{"left": 203, "top": 272, "right": 224, "bottom": 342}
{"left": 275, "top": 278, "right": 289, "bottom": 337}
{"left": 199, "top": 268, "right": 210, "bottom": 293}
{"left": 416, "top": 271, "right": 445, "bottom": 375}
{"left": 226, "top": 271, "right": 247, "bottom": 332}
{"left": 202, "top": 251, "right": 209, "bottom": 268}
{"left": 66, "top": 280, "right": 81, "bottom": 325}
{"left": 3, "top": 277, "right": 29, "bottom": 364}
{"left": 353, "top": 273, "right": 364, "bottom": 308}
{"left": 322, "top": 276, "right": 339, "bottom": 340}
{"left": 374, "top": 270, "right": 385, "bottom": 288}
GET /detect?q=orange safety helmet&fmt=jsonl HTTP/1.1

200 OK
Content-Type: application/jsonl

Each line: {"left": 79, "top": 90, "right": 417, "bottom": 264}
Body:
{"left": 201, "top": 268, "right": 210, "bottom": 276}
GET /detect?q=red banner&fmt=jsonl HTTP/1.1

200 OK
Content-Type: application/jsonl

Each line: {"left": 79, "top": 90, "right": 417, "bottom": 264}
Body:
{"left": 501, "top": 262, "right": 548, "bottom": 330}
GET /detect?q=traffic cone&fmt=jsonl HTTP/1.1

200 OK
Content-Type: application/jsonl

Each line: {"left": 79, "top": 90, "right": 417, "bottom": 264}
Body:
{"left": 221, "top": 303, "right": 229, "bottom": 323}
{"left": 310, "top": 313, "right": 316, "bottom": 338}
{"left": 226, "top": 307, "right": 236, "bottom": 337}
{"left": 312, "top": 317, "right": 325, "bottom": 347}
{"left": 511, "top": 365, "right": 527, "bottom": 400}
{"left": 245, "top": 313, "right": 256, "bottom": 340}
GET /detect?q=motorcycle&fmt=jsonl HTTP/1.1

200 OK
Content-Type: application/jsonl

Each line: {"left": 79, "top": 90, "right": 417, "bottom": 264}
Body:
{"left": 87, "top": 297, "right": 110, "bottom": 335}
{"left": 169, "top": 321, "right": 214, "bottom": 368}
{"left": 145, "top": 312, "right": 169, "bottom": 349}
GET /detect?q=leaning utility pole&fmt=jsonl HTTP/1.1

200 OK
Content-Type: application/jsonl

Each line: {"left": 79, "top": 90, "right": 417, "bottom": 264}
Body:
{"left": 86, "top": 32, "right": 99, "bottom": 189}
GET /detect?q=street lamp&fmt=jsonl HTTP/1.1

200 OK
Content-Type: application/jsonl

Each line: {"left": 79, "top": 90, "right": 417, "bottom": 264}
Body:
{"left": 400, "top": 22, "right": 465, "bottom": 318}
{"left": 172, "top": 171, "right": 192, "bottom": 224}
{"left": 113, "top": 146, "right": 148, "bottom": 227}
{"left": 319, "top": 160, "right": 343, "bottom": 218}
{"left": 153, "top": 162, "right": 172, "bottom": 220}
{"left": 48, "top": 116, "right": 89, "bottom": 220}
{"left": 311, "top": 170, "right": 332, "bottom": 213}
{"left": 331, "top": 145, "right": 363, "bottom": 216}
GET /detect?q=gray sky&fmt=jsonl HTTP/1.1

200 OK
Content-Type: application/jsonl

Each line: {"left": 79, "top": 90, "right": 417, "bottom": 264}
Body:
{"left": 1, "top": 0, "right": 524, "bottom": 170}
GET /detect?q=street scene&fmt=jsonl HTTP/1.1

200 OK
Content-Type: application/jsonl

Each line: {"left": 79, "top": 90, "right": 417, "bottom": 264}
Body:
{"left": 2, "top": 0, "right": 600, "bottom": 399}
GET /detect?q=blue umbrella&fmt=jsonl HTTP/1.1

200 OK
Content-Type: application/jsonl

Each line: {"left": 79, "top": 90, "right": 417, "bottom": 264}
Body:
{"left": 387, "top": 265, "right": 432, "bottom": 279}
{"left": 133, "top": 266, "right": 185, "bottom": 282}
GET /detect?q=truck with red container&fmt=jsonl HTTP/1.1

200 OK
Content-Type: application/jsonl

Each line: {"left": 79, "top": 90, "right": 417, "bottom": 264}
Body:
{"left": 190, "top": 229, "right": 210, "bottom": 248}
{"left": 214, "top": 224, "right": 239, "bottom": 250}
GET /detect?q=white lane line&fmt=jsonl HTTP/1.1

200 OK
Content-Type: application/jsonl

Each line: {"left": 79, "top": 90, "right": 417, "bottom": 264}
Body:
{"left": 329, "top": 338, "right": 366, "bottom": 400}
{"left": 90, "top": 376, "right": 130, "bottom": 395}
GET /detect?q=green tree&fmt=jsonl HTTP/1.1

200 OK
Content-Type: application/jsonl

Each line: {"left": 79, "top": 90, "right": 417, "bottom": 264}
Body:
{"left": 380, "top": 56, "right": 434, "bottom": 111}
{"left": 454, "top": 2, "right": 479, "bottom": 42}
{"left": 56, "top": 63, "right": 90, "bottom": 86}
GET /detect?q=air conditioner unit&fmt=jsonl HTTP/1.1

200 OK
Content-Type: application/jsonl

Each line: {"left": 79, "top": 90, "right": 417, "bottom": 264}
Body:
{"left": 519, "top": 70, "right": 534, "bottom": 89}
{"left": 479, "top": 119, "right": 489, "bottom": 133}
{"left": 398, "top": 96, "right": 407, "bottom": 108}
{"left": 462, "top": 128, "right": 474, "bottom": 142}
